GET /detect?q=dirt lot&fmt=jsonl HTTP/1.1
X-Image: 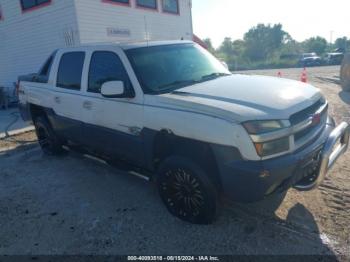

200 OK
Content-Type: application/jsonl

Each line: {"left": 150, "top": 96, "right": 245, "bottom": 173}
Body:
{"left": 0, "top": 66, "right": 349, "bottom": 257}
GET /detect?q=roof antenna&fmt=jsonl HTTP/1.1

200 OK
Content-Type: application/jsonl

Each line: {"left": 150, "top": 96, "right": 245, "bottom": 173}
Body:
{"left": 144, "top": 16, "right": 149, "bottom": 46}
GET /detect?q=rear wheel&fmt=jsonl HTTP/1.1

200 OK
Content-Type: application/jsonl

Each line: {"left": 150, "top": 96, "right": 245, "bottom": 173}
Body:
{"left": 157, "top": 156, "right": 219, "bottom": 224}
{"left": 341, "top": 54, "right": 350, "bottom": 92}
{"left": 34, "top": 116, "right": 64, "bottom": 155}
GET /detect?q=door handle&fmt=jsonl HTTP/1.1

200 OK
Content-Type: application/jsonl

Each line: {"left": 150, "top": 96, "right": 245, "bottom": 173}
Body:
{"left": 83, "top": 101, "right": 93, "bottom": 110}
{"left": 54, "top": 96, "right": 61, "bottom": 104}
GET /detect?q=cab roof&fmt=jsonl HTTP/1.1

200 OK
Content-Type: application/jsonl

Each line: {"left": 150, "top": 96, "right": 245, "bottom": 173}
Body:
{"left": 63, "top": 40, "right": 194, "bottom": 51}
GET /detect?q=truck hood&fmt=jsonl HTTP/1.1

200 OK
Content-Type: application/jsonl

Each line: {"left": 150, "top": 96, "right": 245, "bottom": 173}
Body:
{"left": 145, "top": 74, "right": 322, "bottom": 123}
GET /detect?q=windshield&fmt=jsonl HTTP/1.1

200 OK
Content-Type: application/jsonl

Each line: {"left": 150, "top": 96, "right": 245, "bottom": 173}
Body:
{"left": 125, "top": 43, "right": 231, "bottom": 94}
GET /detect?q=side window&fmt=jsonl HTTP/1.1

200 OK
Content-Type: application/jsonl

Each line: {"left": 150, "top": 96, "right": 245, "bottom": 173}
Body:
{"left": 57, "top": 52, "right": 85, "bottom": 90}
{"left": 39, "top": 56, "right": 54, "bottom": 76}
{"left": 37, "top": 51, "right": 57, "bottom": 83}
{"left": 88, "top": 51, "right": 132, "bottom": 94}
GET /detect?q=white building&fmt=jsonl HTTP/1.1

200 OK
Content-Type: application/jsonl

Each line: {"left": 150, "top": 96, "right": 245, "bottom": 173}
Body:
{"left": 0, "top": 0, "right": 193, "bottom": 93}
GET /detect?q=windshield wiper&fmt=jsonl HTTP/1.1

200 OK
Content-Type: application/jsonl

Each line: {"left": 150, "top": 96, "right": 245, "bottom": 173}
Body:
{"left": 157, "top": 79, "right": 199, "bottom": 93}
{"left": 153, "top": 73, "right": 231, "bottom": 94}
{"left": 200, "top": 72, "right": 231, "bottom": 81}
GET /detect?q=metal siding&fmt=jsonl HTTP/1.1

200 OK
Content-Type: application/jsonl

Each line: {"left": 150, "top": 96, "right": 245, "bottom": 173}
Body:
{"left": 0, "top": 0, "right": 193, "bottom": 90}
{"left": 0, "top": 0, "right": 79, "bottom": 88}
{"left": 75, "top": 0, "right": 193, "bottom": 44}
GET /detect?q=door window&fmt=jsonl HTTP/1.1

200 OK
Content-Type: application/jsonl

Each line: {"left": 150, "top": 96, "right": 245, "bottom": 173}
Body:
{"left": 57, "top": 52, "right": 85, "bottom": 90}
{"left": 88, "top": 51, "right": 132, "bottom": 94}
{"left": 36, "top": 51, "right": 57, "bottom": 83}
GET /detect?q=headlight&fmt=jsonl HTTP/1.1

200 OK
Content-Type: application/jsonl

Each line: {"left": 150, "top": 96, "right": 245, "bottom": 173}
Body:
{"left": 243, "top": 120, "right": 290, "bottom": 157}
{"left": 253, "top": 137, "right": 290, "bottom": 157}
{"left": 243, "top": 120, "right": 289, "bottom": 134}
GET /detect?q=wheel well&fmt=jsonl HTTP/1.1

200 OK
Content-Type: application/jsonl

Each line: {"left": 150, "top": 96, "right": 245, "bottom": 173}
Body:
{"left": 29, "top": 104, "right": 47, "bottom": 122}
{"left": 152, "top": 130, "right": 222, "bottom": 189}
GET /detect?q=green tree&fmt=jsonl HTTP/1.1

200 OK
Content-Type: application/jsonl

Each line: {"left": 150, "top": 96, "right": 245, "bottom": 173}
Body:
{"left": 232, "top": 40, "right": 245, "bottom": 56}
{"left": 243, "top": 23, "right": 288, "bottom": 61}
{"left": 203, "top": 38, "right": 216, "bottom": 54}
{"left": 216, "top": 37, "right": 235, "bottom": 67}
{"left": 280, "top": 39, "right": 302, "bottom": 55}
{"left": 334, "top": 37, "right": 349, "bottom": 52}
{"left": 303, "top": 36, "right": 328, "bottom": 55}
{"left": 218, "top": 37, "right": 234, "bottom": 56}
{"left": 216, "top": 38, "right": 247, "bottom": 70}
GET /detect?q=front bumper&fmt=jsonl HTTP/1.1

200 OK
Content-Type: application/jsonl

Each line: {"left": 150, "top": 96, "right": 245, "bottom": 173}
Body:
{"left": 212, "top": 118, "right": 350, "bottom": 203}
{"left": 294, "top": 121, "right": 349, "bottom": 191}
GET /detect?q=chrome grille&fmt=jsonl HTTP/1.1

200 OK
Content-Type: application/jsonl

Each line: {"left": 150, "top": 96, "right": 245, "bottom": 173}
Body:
{"left": 294, "top": 125, "right": 319, "bottom": 141}
{"left": 291, "top": 99, "right": 328, "bottom": 148}
{"left": 290, "top": 99, "right": 326, "bottom": 125}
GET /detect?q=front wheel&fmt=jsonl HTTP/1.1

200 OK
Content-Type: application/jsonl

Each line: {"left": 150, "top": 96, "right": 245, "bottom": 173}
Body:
{"left": 157, "top": 156, "right": 219, "bottom": 224}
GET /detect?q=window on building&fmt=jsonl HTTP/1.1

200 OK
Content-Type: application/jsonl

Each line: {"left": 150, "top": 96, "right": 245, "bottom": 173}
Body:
{"left": 162, "top": 0, "right": 179, "bottom": 14}
{"left": 88, "top": 51, "right": 132, "bottom": 94}
{"left": 20, "top": 0, "right": 51, "bottom": 12}
{"left": 103, "top": 0, "right": 130, "bottom": 5}
{"left": 57, "top": 52, "right": 85, "bottom": 90}
{"left": 136, "top": 0, "right": 157, "bottom": 10}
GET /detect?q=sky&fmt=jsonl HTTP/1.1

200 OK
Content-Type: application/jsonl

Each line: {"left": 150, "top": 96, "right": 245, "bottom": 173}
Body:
{"left": 192, "top": 0, "right": 350, "bottom": 48}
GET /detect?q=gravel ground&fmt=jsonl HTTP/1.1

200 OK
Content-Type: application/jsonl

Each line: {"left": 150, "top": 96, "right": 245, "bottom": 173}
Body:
{"left": 0, "top": 66, "right": 349, "bottom": 257}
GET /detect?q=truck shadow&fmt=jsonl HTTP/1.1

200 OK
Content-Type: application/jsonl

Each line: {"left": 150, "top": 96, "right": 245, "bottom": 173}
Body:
{"left": 285, "top": 203, "right": 338, "bottom": 258}
{"left": 226, "top": 195, "right": 338, "bottom": 257}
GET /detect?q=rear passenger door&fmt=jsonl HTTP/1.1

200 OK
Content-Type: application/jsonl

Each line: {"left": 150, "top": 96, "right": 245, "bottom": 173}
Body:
{"left": 50, "top": 51, "right": 86, "bottom": 143}
{"left": 81, "top": 50, "right": 145, "bottom": 166}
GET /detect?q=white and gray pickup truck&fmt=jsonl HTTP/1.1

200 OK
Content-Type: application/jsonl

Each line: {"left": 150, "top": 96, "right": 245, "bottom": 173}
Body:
{"left": 18, "top": 41, "right": 349, "bottom": 224}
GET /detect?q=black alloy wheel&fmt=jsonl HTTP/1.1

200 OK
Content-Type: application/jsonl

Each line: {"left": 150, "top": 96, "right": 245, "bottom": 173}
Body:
{"left": 157, "top": 156, "right": 218, "bottom": 224}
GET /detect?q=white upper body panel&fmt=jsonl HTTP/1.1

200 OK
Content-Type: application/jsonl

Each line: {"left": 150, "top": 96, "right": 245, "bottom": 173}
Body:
{"left": 153, "top": 74, "right": 322, "bottom": 123}
{"left": 19, "top": 42, "right": 325, "bottom": 161}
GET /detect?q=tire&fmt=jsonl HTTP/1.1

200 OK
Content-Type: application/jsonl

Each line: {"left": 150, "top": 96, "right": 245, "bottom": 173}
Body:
{"left": 341, "top": 54, "right": 350, "bottom": 92}
{"left": 34, "top": 116, "right": 64, "bottom": 155}
{"left": 156, "top": 156, "right": 219, "bottom": 224}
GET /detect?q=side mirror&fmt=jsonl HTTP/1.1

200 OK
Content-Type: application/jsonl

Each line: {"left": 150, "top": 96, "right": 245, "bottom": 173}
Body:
{"left": 101, "top": 81, "right": 126, "bottom": 98}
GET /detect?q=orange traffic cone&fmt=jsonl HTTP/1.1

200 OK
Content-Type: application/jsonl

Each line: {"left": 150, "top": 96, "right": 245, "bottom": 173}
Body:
{"left": 301, "top": 68, "right": 308, "bottom": 83}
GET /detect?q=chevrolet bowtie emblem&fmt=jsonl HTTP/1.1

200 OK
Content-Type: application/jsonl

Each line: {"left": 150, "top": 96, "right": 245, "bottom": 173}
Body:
{"left": 311, "top": 113, "right": 321, "bottom": 126}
